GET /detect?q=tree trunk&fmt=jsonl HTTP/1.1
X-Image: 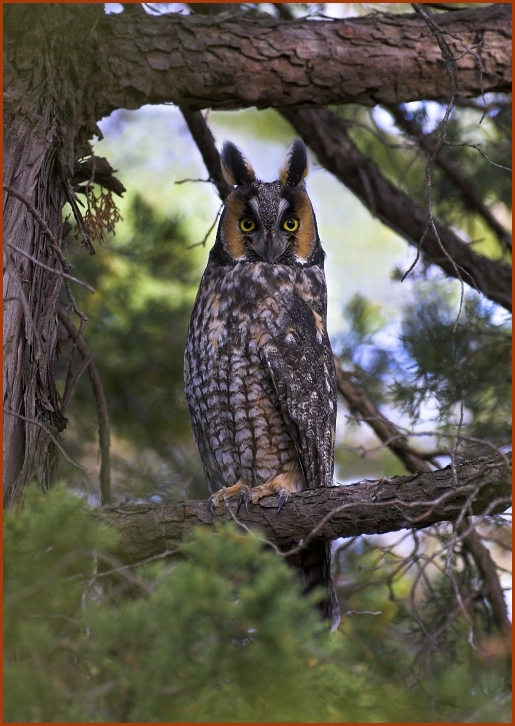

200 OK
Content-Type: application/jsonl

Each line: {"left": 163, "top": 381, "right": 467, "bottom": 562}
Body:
{"left": 3, "top": 4, "right": 102, "bottom": 506}
{"left": 3, "top": 118, "right": 66, "bottom": 505}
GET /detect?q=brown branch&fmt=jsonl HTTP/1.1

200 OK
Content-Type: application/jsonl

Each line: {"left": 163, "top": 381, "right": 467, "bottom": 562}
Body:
{"left": 334, "top": 357, "right": 512, "bottom": 649}
{"left": 385, "top": 104, "right": 512, "bottom": 252}
{"left": 71, "top": 154, "right": 126, "bottom": 198}
{"left": 58, "top": 309, "right": 112, "bottom": 505}
{"left": 3, "top": 184, "right": 89, "bottom": 320}
{"left": 334, "top": 360, "right": 436, "bottom": 473}
{"left": 279, "top": 106, "right": 512, "bottom": 312}
{"left": 89, "top": 4, "right": 510, "bottom": 119}
{"left": 103, "top": 452, "right": 511, "bottom": 562}
{"left": 456, "top": 520, "right": 512, "bottom": 644}
{"left": 6, "top": 243, "right": 95, "bottom": 293}
{"left": 60, "top": 174, "right": 95, "bottom": 256}
{"left": 180, "top": 107, "right": 234, "bottom": 202}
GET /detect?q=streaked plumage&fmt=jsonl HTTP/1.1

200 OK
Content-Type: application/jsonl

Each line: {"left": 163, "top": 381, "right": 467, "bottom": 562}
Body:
{"left": 184, "top": 140, "right": 339, "bottom": 628}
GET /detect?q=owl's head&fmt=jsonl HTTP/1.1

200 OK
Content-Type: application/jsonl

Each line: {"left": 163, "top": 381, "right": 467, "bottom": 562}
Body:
{"left": 210, "top": 140, "right": 323, "bottom": 268}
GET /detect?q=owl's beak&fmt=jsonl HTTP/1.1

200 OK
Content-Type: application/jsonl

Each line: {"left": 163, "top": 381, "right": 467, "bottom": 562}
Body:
{"left": 253, "top": 233, "right": 285, "bottom": 263}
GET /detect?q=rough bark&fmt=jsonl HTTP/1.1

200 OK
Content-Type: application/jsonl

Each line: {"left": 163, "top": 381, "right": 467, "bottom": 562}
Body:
{"left": 280, "top": 106, "right": 512, "bottom": 312}
{"left": 103, "top": 452, "right": 511, "bottom": 562}
{"left": 88, "top": 4, "right": 511, "bottom": 117}
{"left": 3, "top": 4, "right": 104, "bottom": 505}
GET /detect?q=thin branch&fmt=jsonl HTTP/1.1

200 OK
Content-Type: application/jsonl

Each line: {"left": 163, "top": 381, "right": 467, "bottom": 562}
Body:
{"left": 410, "top": 4, "right": 472, "bottom": 325}
{"left": 445, "top": 141, "right": 512, "bottom": 172}
{"left": 3, "top": 409, "right": 89, "bottom": 473}
{"left": 180, "top": 106, "right": 233, "bottom": 202}
{"left": 58, "top": 162, "right": 96, "bottom": 255}
{"left": 6, "top": 243, "right": 96, "bottom": 293}
{"left": 456, "top": 520, "right": 512, "bottom": 643}
{"left": 334, "top": 360, "right": 435, "bottom": 473}
{"left": 3, "top": 250, "right": 43, "bottom": 361}
{"left": 58, "top": 308, "right": 112, "bottom": 505}
{"left": 3, "top": 183, "right": 89, "bottom": 320}
{"left": 186, "top": 207, "right": 222, "bottom": 250}
{"left": 385, "top": 104, "right": 512, "bottom": 252}
{"left": 278, "top": 106, "right": 511, "bottom": 312}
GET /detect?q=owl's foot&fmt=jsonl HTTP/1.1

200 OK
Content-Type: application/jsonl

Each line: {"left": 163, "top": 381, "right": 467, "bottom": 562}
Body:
{"left": 248, "top": 472, "right": 302, "bottom": 514}
{"left": 208, "top": 479, "right": 251, "bottom": 516}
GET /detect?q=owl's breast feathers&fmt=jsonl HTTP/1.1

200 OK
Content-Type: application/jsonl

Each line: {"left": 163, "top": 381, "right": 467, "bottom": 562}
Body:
{"left": 184, "top": 261, "right": 337, "bottom": 494}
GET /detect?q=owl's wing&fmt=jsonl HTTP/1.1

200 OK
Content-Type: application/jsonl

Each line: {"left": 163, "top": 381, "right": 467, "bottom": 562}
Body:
{"left": 261, "top": 295, "right": 337, "bottom": 490}
{"left": 184, "top": 351, "right": 228, "bottom": 495}
{"left": 189, "top": 414, "right": 227, "bottom": 494}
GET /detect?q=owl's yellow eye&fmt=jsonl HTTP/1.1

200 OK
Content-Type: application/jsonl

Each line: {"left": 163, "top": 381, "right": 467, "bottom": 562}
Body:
{"left": 239, "top": 217, "right": 256, "bottom": 233}
{"left": 283, "top": 218, "right": 299, "bottom": 232}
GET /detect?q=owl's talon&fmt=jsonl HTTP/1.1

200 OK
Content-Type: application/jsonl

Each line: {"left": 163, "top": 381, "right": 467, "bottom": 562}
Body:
{"left": 236, "top": 489, "right": 251, "bottom": 516}
{"left": 208, "top": 496, "right": 217, "bottom": 517}
{"left": 277, "top": 490, "right": 289, "bottom": 514}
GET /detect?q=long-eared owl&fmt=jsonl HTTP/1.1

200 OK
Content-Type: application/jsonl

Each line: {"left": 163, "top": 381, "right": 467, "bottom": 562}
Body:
{"left": 184, "top": 140, "right": 339, "bottom": 628}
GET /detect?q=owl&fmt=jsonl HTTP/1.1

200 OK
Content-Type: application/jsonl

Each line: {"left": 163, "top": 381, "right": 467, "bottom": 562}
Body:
{"left": 184, "top": 140, "right": 339, "bottom": 628}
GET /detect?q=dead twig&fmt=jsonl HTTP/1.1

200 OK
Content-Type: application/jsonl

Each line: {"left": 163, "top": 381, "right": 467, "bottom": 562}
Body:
{"left": 6, "top": 243, "right": 95, "bottom": 293}
{"left": 58, "top": 308, "right": 112, "bottom": 505}
{"left": 3, "top": 183, "right": 88, "bottom": 321}
{"left": 3, "top": 409, "right": 88, "bottom": 473}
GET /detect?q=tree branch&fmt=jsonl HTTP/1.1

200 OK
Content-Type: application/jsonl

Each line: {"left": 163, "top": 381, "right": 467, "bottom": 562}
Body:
{"left": 385, "top": 103, "right": 512, "bottom": 253}
{"left": 58, "top": 309, "right": 112, "bottom": 505}
{"left": 334, "top": 357, "right": 511, "bottom": 647}
{"left": 334, "top": 360, "right": 436, "bottom": 473}
{"left": 279, "top": 106, "right": 512, "bottom": 312}
{"left": 90, "top": 4, "right": 510, "bottom": 118}
{"left": 456, "top": 519, "right": 512, "bottom": 645}
{"left": 179, "top": 107, "right": 233, "bottom": 201}
{"left": 104, "top": 452, "right": 510, "bottom": 562}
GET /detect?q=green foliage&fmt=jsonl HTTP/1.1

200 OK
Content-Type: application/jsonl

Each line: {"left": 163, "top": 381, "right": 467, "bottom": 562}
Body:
{"left": 395, "top": 289, "right": 511, "bottom": 444}
{"left": 334, "top": 536, "right": 512, "bottom": 723}
{"left": 63, "top": 194, "right": 204, "bottom": 499}
{"left": 5, "top": 485, "right": 510, "bottom": 723}
{"left": 337, "top": 285, "right": 511, "bottom": 456}
{"left": 4, "top": 483, "right": 118, "bottom": 723}
{"left": 2, "top": 486, "right": 369, "bottom": 722}
{"left": 340, "top": 99, "right": 512, "bottom": 263}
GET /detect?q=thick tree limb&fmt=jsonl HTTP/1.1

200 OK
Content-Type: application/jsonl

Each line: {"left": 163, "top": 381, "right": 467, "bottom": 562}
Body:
{"left": 104, "top": 452, "right": 510, "bottom": 561}
{"left": 88, "top": 4, "right": 510, "bottom": 118}
{"left": 280, "top": 106, "right": 512, "bottom": 312}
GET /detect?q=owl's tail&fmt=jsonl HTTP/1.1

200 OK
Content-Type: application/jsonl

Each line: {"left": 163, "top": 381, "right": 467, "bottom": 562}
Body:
{"left": 287, "top": 540, "right": 340, "bottom": 630}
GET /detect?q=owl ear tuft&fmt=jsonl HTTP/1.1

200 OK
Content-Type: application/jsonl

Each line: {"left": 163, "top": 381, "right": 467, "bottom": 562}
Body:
{"left": 220, "top": 142, "right": 256, "bottom": 187}
{"left": 279, "top": 139, "right": 309, "bottom": 187}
